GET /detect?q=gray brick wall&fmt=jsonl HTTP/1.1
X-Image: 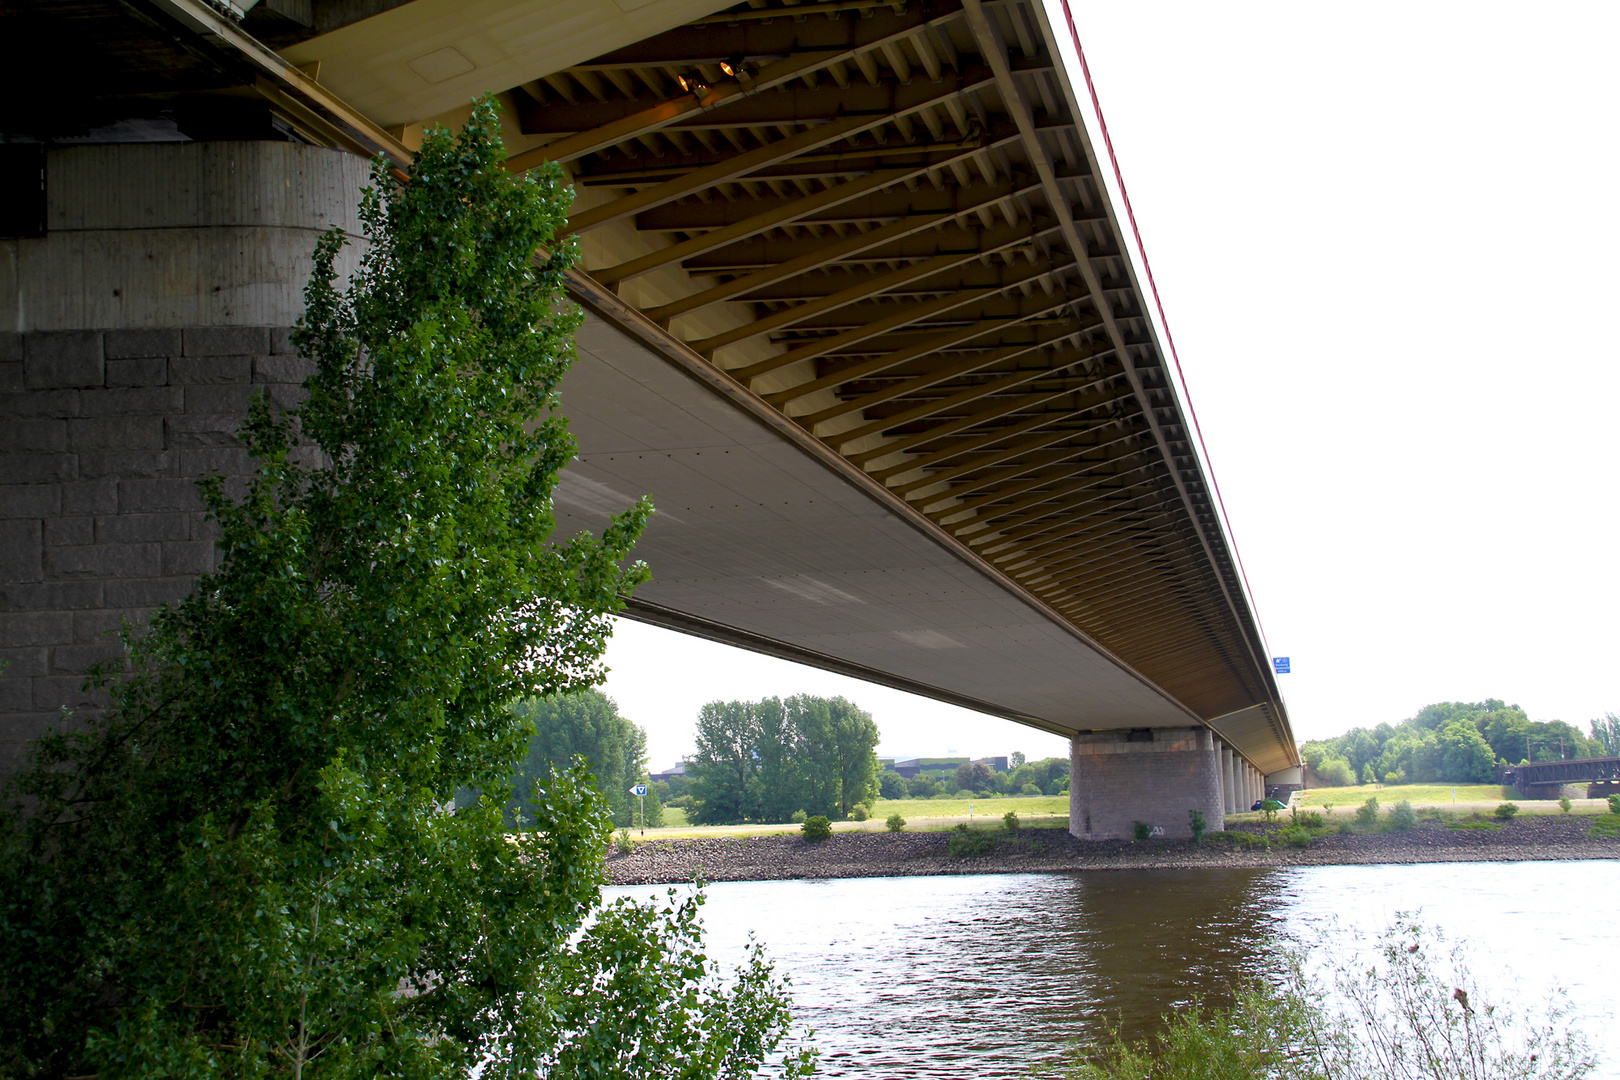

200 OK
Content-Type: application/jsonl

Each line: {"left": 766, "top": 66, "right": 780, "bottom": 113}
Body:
{"left": 0, "top": 327, "right": 312, "bottom": 776}
{"left": 1068, "top": 728, "right": 1226, "bottom": 840}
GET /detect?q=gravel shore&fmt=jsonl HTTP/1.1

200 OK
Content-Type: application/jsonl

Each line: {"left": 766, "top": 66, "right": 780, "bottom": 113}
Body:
{"left": 605, "top": 815, "right": 1620, "bottom": 885}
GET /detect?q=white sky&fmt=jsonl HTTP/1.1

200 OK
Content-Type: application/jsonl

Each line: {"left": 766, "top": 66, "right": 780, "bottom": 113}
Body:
{"left": 601, "top": 1, "right": 1620, "bottom": 772}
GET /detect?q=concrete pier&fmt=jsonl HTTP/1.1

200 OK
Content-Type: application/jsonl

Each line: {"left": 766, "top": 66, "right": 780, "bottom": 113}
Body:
{"left": 0, "top": 142, "right": 364, "bottom": 777}
{"left": 1068, "top": 728, "right": 1226, "bottom": 841}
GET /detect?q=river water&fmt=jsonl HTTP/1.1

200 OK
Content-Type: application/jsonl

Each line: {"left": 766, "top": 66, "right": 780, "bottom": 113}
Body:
{"left": 607, "top": 860, "right": 1620, "bottom": 1078}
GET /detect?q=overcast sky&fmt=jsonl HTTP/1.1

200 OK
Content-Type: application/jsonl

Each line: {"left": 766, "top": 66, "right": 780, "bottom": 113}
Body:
{"left": 601, "top": 1, "right": 1620, "bottom": 772}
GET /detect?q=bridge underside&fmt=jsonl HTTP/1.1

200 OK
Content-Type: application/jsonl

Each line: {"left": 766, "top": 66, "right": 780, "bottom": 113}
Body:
{"left": 1, "top": 0, "right": 1298, "bottom": 833}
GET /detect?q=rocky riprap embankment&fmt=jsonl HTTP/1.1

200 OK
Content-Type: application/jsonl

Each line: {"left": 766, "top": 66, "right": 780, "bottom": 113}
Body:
{"left": 604, "top": 815, "right": 1619, "bottom": 886}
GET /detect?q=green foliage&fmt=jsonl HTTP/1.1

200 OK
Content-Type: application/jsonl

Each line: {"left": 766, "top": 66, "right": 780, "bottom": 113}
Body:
{"left": 789, "top": 809, "right": 806, "bottom": 824}
{"left": 1009, "top": 750, "right": 1026, "bottom": 769}
{"left": 1306, "top": 699, "right": 1597, "bottom": 790}
{"left": 1559, "top": 796, "right": 1573, "bottom": 814}
{"left": 1260, "top": 799, "right": 1283, "bottom": 823}
{"left": 1020, "top": 782, "right": 1042, "bottom": 796}
{"left": 877, "top": 770, "right": 909, "bottom": 800}
{"left": 1589, "top": 816, "right": 1620, "bottom": 839}
{"left": 1291, "top": 808, "right": 1326, "bottom": 829}
{"left": 0, "top": 102, "right": 819, "bottom": 1080}
{"left": 504, "top": 690, "right": 648, "bottom": 828}
{"left": 1188, "top": 809, "right": 1207, "bottom": 843}
{"left": 1355, "top": 797, "right": 1380, "bottom": 826}
{"left": 690, "top": 695, "right": 878, "bottom": 824}
{"left": 1002, "top": 810, "right": 1021, "bottom": 832}
{"left": 1591, "top": 714, "right": 1620, "bottom": 756}
{"left": 1337, "top": 821, "right": 1353, "bottom": 835}
{"left": 800, "top": 815, "right": 832, "bottom": 842}
{"left": 885, "top": 812, "right": 906, "bottom": 833}
{"left": 1277, "top": 826, "right": 1313, "bottom": 848}
{"left": 1608, "top": 793, "right": 1620, "bottom": 815}
{"left": 1448, "top": 820, "right": 1505, "bottom": 831}
{"left": 1495, "top": 802, "right": 1520, "bottom": 821}
{"left": 955, "top": 760, "right": 994, "bottom": 791}
{"left": 909, "top": 774, "right": 940, "bottom": 798}
{"left": 1061, "top": 919, "right": 1594, "bottom": 1080}
{"left": 1360, "top": 761, "right": 1377, "bottom": 785}
{"left": 1132, "top": 820, "right": 1152, "bottom": 842}
{"left": 947, "top": 823, "right": 995, "bottom": 857}
{"left": 1387, "top": 800, "right": 1417, "bottom": 831}
{"left": 849, "top": 803, "right": 869, "bottom": 822}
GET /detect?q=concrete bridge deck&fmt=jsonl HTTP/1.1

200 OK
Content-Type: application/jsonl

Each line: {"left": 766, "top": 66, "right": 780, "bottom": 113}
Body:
{"left": 1, "top": 0, "right": 1297, "bottom": 836}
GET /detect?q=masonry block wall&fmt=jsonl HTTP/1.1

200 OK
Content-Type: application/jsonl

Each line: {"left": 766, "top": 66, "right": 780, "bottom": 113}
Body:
{"left": 0, "top": 327, "right": 313, "bottom": 774}
{"left": 0, "top": 140, "right": 363, "bottom": 779}
{"left": 1068, "top": 728, "right": 1226, "bottom": 840}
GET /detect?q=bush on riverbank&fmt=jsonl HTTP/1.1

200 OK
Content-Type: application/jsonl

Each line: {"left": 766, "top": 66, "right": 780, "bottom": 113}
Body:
{"left": 947, "top": 823, "right": 996, "bottom": 857}
{"left": 1064, "top": 919, "right": 1594, "bottom": 1080}
{"left": 801, "top": 816, "right": 832, "bottom": 842}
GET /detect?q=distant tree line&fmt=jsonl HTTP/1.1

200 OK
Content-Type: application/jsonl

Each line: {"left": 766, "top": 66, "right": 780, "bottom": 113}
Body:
{"left": 877, "top": 755, "right": 1069, "bottom": 800}
{"left": 1302, "top": 699, "right": 1610, "bottom": 787}
{"left": 689, "top": 696, "right": 879, "bottom": 824}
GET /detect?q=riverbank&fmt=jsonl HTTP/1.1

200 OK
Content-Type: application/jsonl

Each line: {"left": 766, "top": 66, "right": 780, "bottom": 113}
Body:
{"left": 604, "top": 813, "right": 1620, "bottom": 885}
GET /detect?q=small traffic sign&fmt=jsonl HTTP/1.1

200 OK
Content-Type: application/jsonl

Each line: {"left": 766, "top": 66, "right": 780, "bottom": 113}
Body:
{"left": 631, "top": 784, "right": 648, "bottom": 796}
{"left": 1272, "top": 657, "right": 1290, "bottom": 675}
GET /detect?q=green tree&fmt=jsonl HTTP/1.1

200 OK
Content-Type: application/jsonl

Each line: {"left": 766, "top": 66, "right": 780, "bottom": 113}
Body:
{"left": 823, "top": 696, "right": 879, "bottom": 817}
{"left": 1009, "top": 750, "right": 1026, "bottom": 769}
{"left": 1436, "top": 718, "right": 1496, "bottom": 782}
{"left": 689, "top": 700, "right": 761, "bottom": 825}
{"left": 507, "top": 690, "right": 648, "bottom": 827}
{"left": 878, "top": 770, "right": 909, "bottom": 800}
{"left": 956, "top": 760, "right": 995, "bottom": 793}
{"left": 0, "top": 102, "right": 810, "bottom": 1079}
{"left": 1592, "top": 713, "right": 1620, "bottom": 756}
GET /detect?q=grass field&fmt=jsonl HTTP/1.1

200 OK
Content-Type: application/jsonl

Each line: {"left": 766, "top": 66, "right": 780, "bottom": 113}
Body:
{"left": 1295, "top": 783, "right": 1515, "bottom": 808}
{"left": 627, "top": 794, "right": 1068, "bottom": 839}
{"left": 870, "top": 794, "right": 1069, "bottom": 820}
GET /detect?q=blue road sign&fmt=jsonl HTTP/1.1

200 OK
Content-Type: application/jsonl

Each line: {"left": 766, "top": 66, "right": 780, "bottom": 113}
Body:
{"left": 1273, "top": 657, "right": 1291, "bottom": 675}
{"left": 631, "top": 784, "right": 648, "bottom": 796}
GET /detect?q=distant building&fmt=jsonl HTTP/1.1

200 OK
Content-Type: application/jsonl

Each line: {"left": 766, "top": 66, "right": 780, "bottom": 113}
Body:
{"left": 647, "top": 760, "right": 688, "bottom": 783}
{"left": 884, "top": 755, "right": 1009, "bottom": 778}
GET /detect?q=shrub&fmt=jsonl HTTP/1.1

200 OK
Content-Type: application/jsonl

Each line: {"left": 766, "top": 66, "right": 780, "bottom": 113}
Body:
{"left": 1494, "top": 802, "right": 1520, "bottom": 821}
{"left": 1132, "top": 821, "right": 1152, "bottom": 842}
{"left": 1354, "top": 797, "right": 1380, "bottom": 826}
{"left": 932, "top": 791, "right": 954, "bottom": 800}
{"left": 1337, "top": 821, "right": 1353, "bottom": 835}
{"left": 801, "top": 815, "right": 832, "bottom": 842}
{"left": 790, "top": 809, "right": 807, "bottom": 824}
{"left": 1387, "top": 801, "right": 1417, "bottom": 831}
{"left": 1590, "top": 816, "right": 1620, "bottom": 839}
{"left": 1277, "top": 826, "right": 1312, "bottom": 848}
{"left": 1002, "top": 811, "right": 1021, "bottom": 832}
{"left": 885, "top": 813, "right": 906, "bottom": 833}
{"left": 1020, "top": 783, "right": 1043, "bottom": 796}
{"left": 850, "top": 803, "right": 869, "bottom": 822}
{"left": 1609, "top": 793, "right": 1619, "bottom": 815}
{"left": 1315, "top": 757, "right": 1356, "bottom": 786}
{"left": 1292, "top": 810, "right": 1326, "bottom": 829}
{"left": 1188, "top": 809, "right": 1207, "bottom": 844}
{"left": 1559, "top": 796, "right": 1572, "bottom": 815}
{"left": 1062, "top": 918, "right": 1596, "bottom": 1080}
{"left": 617, "top": 829, "right": 637, "bottom": 855}
{"left": 947, "top": 823, "right": 995, "bottom": 857}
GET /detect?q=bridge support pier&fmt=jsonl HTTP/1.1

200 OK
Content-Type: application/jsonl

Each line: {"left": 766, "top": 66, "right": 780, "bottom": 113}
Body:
{"left": 0, "top": 141, "right": 364, "bottom": 779}
{"left": 1069, "top": 728, "right": 1225, "bottom": 841}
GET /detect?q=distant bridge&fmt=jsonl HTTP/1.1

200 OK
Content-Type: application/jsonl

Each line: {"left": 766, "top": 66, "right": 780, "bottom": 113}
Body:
{"left": 1502, "top": 758, "right": 1620, "bottom": 799}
